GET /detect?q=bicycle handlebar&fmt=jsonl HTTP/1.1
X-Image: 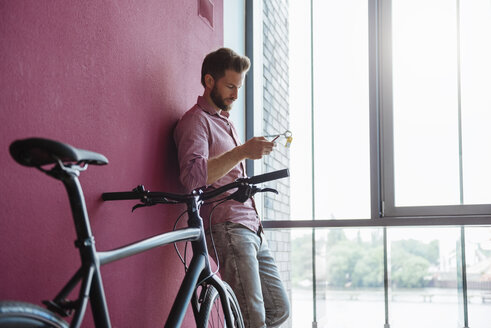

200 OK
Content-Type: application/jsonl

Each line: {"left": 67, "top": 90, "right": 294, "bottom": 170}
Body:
{"left": 102, "top": 169, "right": 289, "bottom": 205}
{"left": 101, "top": 191, "right": 142, "bottom": 201}
{"left": 241, "top": 168, "right": 289, "bottom": 185}
{"left": 102, "top": 185, "right": 187, "bottom": 203}
{"left": 201, "top": 169, "right": 289, "bottom": 201}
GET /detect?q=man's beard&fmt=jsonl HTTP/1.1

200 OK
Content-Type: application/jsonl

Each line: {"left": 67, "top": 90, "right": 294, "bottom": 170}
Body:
{"left": 210, "top": 86, "right": 232, "bottom": 111}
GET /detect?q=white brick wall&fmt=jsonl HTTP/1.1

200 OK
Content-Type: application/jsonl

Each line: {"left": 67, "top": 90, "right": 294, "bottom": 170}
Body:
{"left": 262, "top": 0, "right": 292, "bottom": 327}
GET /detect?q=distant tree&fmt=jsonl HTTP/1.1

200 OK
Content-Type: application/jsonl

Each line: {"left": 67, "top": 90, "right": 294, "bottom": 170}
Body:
{"left": 291, "top": 233, "right": 313, "bottom": 286}
{"left": 391, "top": 253, "right": 431, "bottom": 288}
{"left": 352, "top": 246, "right": 384, "bottom": 287}
{"left": 293, "top": 230, "right": 439, "bottom": 289}
{"left": 326, "top": 241, "right": 364, "bottom": 287}
{"left": 392, "top": 239, "right": 439, "bottom": 265}
{"left": 389, "top": 239, "right": 438, "bottom": 288}
{"left": 326, "top": 229, "right": 347, "bottom": 247}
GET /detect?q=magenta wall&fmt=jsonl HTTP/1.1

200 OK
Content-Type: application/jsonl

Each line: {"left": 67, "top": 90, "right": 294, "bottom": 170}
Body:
{"left": 0, "top": 1, "right": 222, "bottom": 326}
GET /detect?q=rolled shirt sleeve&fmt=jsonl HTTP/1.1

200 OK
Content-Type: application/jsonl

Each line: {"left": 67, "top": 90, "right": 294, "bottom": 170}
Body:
{"left": 174, "top": 107, "right": 210, "bottom": 192}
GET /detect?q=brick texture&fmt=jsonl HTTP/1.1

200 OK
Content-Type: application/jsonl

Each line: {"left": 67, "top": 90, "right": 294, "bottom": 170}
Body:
{"left": 261, "top": 0, "right": 292, "bottom": 327}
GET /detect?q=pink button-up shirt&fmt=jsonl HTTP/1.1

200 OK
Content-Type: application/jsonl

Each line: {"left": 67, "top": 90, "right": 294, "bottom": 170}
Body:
{"left": 174, "top": 96, "right": 260, "bottom": 232}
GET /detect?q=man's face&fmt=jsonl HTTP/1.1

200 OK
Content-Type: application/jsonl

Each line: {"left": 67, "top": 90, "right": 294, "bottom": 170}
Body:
{"left": 210, "top": 69, "right": 244, "bottom": 112}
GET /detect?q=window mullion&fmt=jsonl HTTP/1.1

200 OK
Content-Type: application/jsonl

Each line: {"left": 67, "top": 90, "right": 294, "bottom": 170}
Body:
{"left": 456, "top": 0, "right": 464, "bottom": 205}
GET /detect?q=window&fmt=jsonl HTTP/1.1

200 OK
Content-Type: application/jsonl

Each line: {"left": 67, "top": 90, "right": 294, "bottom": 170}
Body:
{"left": 289, "top": 0, "right": 372, "bottom": 221}
{"left": 287, "top": 0, "right": 491, "bottom": 223}
{"left": 249, "top": 0, "right": 491, "bottom": 327}
{"left": 381, "top": 0, "right": 491, "bottom": 217}
{"left": 312, "top": 0, "right": 371, "bottom": 220}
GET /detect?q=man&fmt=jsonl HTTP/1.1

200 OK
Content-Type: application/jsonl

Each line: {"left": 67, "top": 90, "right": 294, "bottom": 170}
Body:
{"left": 174, "top": 48, "right": 290, "bottom": 327}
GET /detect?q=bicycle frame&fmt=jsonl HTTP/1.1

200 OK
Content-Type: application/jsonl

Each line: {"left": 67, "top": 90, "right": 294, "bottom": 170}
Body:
{"left": 47, "top": 163, "right": 235, "bottom": 328}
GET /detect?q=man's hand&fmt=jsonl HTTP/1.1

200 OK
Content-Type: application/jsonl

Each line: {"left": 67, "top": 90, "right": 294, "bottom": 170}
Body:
{"left": 238, "top": 137, "right": 275, "bottom": 160}
{"left": 206, "top": 137, "right": 276, "bottom": 185}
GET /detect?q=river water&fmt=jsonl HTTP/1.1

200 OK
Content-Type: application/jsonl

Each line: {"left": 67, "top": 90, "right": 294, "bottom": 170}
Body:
{"left": 291, "top": 287, "right": 491, "bottom": 328}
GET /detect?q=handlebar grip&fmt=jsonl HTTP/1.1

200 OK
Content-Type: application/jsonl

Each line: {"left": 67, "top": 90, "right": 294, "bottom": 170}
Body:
{"left": 247, "top": 169, "right": 290, "bottom": 185}
{"left": 102, "top": 191, "right": 141, "bottom": 201}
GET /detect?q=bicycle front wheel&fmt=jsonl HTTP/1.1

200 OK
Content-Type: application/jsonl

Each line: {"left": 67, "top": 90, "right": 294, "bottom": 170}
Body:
{"left": 197, "top": 282, "right": 244, "bottom": 328}
{"left": 0, "top": 301, "right": 69, "bottom": 328}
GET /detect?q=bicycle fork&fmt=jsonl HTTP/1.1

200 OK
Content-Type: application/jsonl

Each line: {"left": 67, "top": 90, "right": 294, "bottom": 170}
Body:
{"left": 165, "top": 254, "right": 235, "bottom": 328}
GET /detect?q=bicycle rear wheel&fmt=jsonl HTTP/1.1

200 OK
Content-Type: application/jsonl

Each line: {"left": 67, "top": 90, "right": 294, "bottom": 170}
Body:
{"left": 0, "top": 301, "right": 69, "bottom": 328}
{"left": 197, "top": 282, "right": 244, "bottom": 328}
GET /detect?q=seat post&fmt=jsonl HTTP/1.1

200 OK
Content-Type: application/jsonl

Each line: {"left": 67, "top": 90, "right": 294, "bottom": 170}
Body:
{"left": 59, "top": 171, "right": 95, "bottom": 252}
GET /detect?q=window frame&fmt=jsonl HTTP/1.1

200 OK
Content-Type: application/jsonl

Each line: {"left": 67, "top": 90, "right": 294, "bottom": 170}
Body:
{"left": 378, "top": 0, "right": 491, "bottom": 219}
{"left": 250, "top": 1, "right": 491, "bottom": 327}
{"left": 256, "top": 0, "right": 491, "bottom": 228}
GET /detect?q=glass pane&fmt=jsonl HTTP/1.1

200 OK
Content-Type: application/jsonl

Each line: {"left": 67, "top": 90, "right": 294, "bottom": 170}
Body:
{"left": 289, "top": 0, "right": 313, "bottom": 221}
{"left": 392, "top": 0, "right": 461, "bottom": 207}
{"left": 312, "top": 0, "right": 371, "bottom": 219}
{"left": 316, "top": 228, "right": 385, "bottom": 327}
{"left": 387, "top": 227, "right": 461, "bottom": 327}
{"left": 460, "top": 0, "right": 491, "bottom": 205}
{"left": 290, "top": 229, "right": 314, "bottom": 326}
{"left": 465, "top": 227, "right": 491, "bottom": 328}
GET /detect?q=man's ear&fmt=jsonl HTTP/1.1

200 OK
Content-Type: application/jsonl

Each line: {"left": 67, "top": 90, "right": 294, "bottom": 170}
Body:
{"left": 205, "top": 74, "right": 215, "bottom": 89}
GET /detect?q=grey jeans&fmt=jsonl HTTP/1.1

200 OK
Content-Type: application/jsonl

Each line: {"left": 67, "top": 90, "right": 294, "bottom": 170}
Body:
{"left": 206, "top": 222, "right": 290, "bottom": 328}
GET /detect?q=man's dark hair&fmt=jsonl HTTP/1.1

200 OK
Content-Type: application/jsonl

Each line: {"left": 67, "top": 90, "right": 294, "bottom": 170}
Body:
{"left": 201, "top": 48, "right": 251, "bottom": 87}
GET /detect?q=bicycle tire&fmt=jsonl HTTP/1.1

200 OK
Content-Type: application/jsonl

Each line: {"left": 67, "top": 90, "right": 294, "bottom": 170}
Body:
{"left": 197, "top": 282, "right": 244, "bottom": 328}
{"left": 0, "top": 301, "right": 69, "bottom": 328}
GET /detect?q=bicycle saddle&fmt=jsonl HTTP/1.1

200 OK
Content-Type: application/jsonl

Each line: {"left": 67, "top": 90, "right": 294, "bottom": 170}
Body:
{"left": 10, "top": 137, "right": 108, "bottom": 167}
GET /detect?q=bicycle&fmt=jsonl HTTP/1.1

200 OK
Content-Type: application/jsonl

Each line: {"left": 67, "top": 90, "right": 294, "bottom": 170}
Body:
{"left": 0, "top": 137, "right": 289, "bottom": 328}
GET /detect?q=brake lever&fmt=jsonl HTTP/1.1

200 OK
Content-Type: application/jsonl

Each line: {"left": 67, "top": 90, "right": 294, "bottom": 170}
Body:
{"left": 258, "top": 187, "right": 278, "bottom": 195}
{"left": 130, "top": 185, "right": 152, "bottom": 212}
{"left": 132, "top": 203, "right": 151, "bottom": 212}
{"left": 131, "top": 196, "right": 177, "bottom": 212}
{"left": 230, "top": 185, "right": 280, "bottom": 203}
{"left": 129, "top": 185, "right": 179, "bottom": 212}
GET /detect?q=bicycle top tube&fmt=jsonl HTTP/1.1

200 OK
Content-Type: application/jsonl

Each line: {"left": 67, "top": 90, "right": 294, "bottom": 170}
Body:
{"left": 10, "top": 137, "right": 108, "bottom": 167}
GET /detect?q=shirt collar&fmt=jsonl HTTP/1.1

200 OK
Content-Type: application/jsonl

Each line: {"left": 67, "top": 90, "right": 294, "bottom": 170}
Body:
{"left": 197, "top": 96, "right": 230, "bottom": 118}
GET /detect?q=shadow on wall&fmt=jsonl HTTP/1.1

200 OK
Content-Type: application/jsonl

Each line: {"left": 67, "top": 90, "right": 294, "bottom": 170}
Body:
{"left": 130, "top": 60, "right": 182, "bottom": 191}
